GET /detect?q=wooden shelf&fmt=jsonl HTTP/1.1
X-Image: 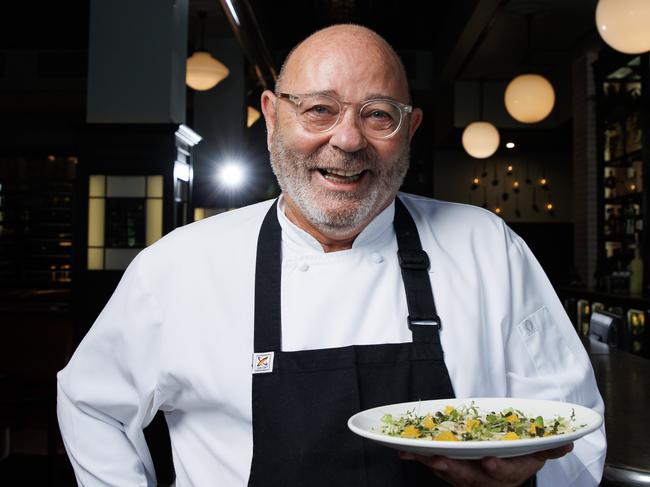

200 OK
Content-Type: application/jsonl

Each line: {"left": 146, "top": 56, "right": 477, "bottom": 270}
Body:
{"left": 604, "top": 234, "right": 639, "bottom": 243}
{"left": 594, "top": 52, "right": 650, "bottom": 295}
{"left": 605, "top": 149, "right": 644, "bottom": 167}
{"left": 0, "top": 156, "right": 75, "bottom": 310}
{"left": 604, "top": 193, "right": 643, "bottom": 205}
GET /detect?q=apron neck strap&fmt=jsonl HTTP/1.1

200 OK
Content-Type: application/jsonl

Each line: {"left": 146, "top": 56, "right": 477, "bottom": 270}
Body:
{"left": 394, "top": 197, "right": 441, "bottom": 344}
{"left": 254, "top": 199, "right": 283, "bottom": 353}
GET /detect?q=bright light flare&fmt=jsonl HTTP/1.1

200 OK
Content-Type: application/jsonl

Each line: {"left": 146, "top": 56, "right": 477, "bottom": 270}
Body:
{"left": 218, "top": 163, "right": 245, "bottom": 188}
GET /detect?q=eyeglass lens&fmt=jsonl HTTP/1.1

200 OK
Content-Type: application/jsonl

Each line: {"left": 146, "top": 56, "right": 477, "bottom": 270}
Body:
{"left": 296, "top": 95, "right": 402, "bottom": 137}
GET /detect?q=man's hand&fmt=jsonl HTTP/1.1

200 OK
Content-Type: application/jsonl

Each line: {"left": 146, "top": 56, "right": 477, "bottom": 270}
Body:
{"left": 399, "top": 443, "right": 573, "bottom": 487}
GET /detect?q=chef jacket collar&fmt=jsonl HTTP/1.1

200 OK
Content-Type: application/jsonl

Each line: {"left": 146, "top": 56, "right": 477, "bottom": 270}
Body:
{"left": 276, "top": 194, "right": 396, "bottom": 253}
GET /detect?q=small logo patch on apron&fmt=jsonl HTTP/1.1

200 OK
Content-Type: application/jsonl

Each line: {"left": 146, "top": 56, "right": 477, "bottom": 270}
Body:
{"left": 252, "top": 352, "right": 274, "bottom": 374}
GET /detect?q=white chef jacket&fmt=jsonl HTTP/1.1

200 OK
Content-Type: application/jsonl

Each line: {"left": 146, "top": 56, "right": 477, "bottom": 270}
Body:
{"left": 57, "top": 193, "right": 606, "bottom": 486}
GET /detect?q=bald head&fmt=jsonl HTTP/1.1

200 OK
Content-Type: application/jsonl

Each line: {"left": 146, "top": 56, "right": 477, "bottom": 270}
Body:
{"left": 276, "top": 24, "right": 410, "bottom": 102}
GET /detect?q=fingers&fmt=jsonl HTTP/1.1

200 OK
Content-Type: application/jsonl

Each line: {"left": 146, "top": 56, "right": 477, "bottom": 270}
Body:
{"left": 533, "top": 442, "right": 574, "bottom": 460}
{"left": 399, "top": 452, "right": 448, "bottom": 472}
{"left": 479, "top": 454, "right": 545, "bottom": 482}
{"left": 400, "top": 452, "right": 490, "bottom": 486}
{"left": 399, "top": 449, "right": 564, "bottom": 487}
{"left": 479, "top": 444, "right": 573, "bottom": 482}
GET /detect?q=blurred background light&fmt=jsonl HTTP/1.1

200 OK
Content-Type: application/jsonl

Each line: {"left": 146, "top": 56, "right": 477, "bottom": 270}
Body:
{"left": 217, "top": 162, "right": 245, "bottom": 188}
{"left": 596, "top": 0, "right": 650, "bottom": 54}
{"left": 461, "top": 121, "right": 500, "bottom": 159}
{"left": 504, "top": 74, "right": 556, "bottom": 124}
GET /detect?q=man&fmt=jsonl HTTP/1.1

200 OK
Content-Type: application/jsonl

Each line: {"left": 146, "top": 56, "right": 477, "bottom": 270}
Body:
{"left": 58, "top": 24, "right": 606, "bottom": 486}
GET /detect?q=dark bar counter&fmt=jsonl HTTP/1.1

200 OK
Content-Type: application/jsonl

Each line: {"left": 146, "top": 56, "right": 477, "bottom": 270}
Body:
{"left": 584, "top": 339, "right": 650, "bottom": 485}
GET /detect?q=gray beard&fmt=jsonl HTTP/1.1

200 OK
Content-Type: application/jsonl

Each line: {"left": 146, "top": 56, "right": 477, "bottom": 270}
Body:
{"left": 269, "top": 130, "right": 410, "bottom": 237}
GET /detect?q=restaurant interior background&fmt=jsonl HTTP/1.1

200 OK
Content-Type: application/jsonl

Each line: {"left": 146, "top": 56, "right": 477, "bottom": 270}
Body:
{"left": 1, "top": 0, "right": 649, "bottom": 485}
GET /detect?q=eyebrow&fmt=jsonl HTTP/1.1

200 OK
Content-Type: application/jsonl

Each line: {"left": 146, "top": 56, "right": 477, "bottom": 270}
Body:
{"left": 302, "top": 90, "right": 404, "bottom": 103}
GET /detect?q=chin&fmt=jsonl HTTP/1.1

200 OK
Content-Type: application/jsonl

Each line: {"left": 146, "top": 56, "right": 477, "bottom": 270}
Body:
{"left": 303, "top": 199, "right": 378, "bottom": 236}
{"left": 312, "top": 219, "right": 367, "bottom": 241}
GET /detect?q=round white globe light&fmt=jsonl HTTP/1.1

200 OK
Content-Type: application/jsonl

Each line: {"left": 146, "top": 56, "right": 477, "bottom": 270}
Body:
{"left": 186, "top": 51, "right": 230, "bottom": 91}
{"left": 504, "top": 74, "right": 555, "bottom": 124}
{"left": 218, "top": 163, "right": 245, "bottom": 188}
{"left": 596, "top": 0, "right": 650, "bottom": 54}
{"left": 461, "top": 121, "right": 500, "bottom": 159}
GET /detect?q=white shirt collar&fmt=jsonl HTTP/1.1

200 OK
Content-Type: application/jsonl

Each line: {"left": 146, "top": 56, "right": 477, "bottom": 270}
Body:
{"left": 276, "top": 194, "right": 396, "bottom": 253}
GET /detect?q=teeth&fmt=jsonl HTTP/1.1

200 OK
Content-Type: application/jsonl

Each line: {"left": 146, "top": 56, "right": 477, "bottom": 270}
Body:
{"left": 324, "top": 169, "right": 363, "bottom": 177}
{"left": 317, "top": 168, "right": 366, "bottom": 184}
{"left": 323, "top": 172, "right": 363, "bottom": 183}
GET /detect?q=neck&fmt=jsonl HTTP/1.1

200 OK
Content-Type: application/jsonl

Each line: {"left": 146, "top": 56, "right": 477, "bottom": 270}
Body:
{"left": 282, "top": 197, "right": 360, "bottom": 253}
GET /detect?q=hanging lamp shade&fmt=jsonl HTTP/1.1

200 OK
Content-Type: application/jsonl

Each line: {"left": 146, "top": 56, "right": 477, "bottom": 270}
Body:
{"left": 186, "top": 51, "right": 229, "bottom": 91}
{"left": 504, "top": 74, "right": 555, "bottom": 124}
{"left": 462, "top": 121, "right": 500, "bottom": 159}
{"left": 596, "top": 0, "right": 650, "bottom": 54}
{"left": 247, "top": 106, "right": 261, "bottom": 128}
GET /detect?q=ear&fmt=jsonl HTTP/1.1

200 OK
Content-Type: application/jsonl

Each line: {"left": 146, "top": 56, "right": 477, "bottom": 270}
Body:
{"left": 261, "top": 90, "right": 278, "bottom": 150}
{"left": 407, "top": 107, "right": 423, "bottom": 143}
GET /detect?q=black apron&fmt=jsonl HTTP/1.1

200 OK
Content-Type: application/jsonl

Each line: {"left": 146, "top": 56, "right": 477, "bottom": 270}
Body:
{"left": 247, "top": 197, "right": 455, "bottom": 486}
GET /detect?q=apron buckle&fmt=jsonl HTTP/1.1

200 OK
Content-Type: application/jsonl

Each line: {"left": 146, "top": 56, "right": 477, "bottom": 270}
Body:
{"left": 408, "top": 315, "right": 441, "bottom": 329}
{"left": 397, "top": 249, "right": 430, "bottom": 270}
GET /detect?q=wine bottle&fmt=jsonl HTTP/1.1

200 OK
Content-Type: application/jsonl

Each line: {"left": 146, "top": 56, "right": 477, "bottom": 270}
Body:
{"left": 629, "top": 243, "right": 643, "bottom": 295}
{"left": 625, "top": 205, "right": 636, "bottom": 236}
{"left": 604, "top": 169, "right": 617, "bottom": 198}
{"left": 608, "top": 207, "right": 618, "bottom": 236}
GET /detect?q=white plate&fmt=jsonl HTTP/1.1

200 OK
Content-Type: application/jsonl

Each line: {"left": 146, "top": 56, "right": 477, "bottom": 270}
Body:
{"left": 347, "top": 397, "right": 602, "bottom": 459}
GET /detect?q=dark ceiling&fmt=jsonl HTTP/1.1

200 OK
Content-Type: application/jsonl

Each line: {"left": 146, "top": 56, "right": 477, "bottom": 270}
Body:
{"left": 202, "top": 0, "right": 601, "bottom": 83}
{"left": 1, "top": 0, "right": 602, "bottom": 92}
{"left": 0, "top": 1, "right": 90, "bottom": 50}
{"left": 1, "top": 0, "right": 605, "bottom": 153}
{"left": 247, "top": 0, "right": 448, "bottom": 53}
{"left": 197, "top": 1, "right": 602, "bottom": 138}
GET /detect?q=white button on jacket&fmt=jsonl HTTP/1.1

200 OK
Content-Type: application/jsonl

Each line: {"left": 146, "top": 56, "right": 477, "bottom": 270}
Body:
{"left": 57, "top": 193, "right": 606, "bottom": 486}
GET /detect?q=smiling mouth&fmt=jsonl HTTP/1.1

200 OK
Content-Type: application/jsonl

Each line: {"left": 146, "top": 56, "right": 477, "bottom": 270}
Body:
{"left": 317, "top": 168, "right": 368, "bottom": 183}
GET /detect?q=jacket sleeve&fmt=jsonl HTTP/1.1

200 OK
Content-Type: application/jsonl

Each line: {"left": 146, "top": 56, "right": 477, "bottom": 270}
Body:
{"left": 502, "top": 229, "right": 607, "bottom": 486}
{"left": 57, "top": 254, "right": 164, "bottom": 486}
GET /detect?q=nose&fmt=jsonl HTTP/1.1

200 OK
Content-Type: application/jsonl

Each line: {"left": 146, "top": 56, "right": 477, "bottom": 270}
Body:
{"left": 328, "top": 108, "right": 368, "bottom": 153}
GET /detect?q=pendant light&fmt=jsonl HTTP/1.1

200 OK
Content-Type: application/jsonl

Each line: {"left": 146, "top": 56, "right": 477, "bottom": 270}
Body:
{"left": 462, "top": 80, "right": 500, "bottom": 159}
{"left": 596, "top": 0, "right": 650, "bottom": 54}
{"left": 505, "top": 74, "right": 555, "bottom": 123}
{"left": 186, "top": 11, "right": 230, "bottom": 91}
{"left": 504, "top": 14, "right": 555, "bottom": 124}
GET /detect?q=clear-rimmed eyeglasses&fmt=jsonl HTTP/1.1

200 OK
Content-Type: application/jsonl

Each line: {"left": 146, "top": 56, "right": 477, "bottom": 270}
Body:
{"left": 276, "top": 92, "right": 413, "bottom": 140}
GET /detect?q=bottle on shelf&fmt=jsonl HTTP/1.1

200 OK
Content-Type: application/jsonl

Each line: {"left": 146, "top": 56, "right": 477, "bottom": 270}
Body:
{"left": 624, "top": 204, "right": 637, "bottom": 236}
{"left": 629, "top": 240, "right": 643, "bottom": 295}
{"left": 625, "top": 112, "right": 643, "bottom": 154}
{"left": 633, "top": 160, "right": 643, "bottom": 192}
{"left": 628, "top": 310, "right": 645, "bottom": 354}
{"left": 604, "top": 129, "right": 614, "bottom": 162}
{"left": 577, "top": 300, "right": 590, "bottom": 336}
{"left": 606, "top": 123, "right": 624, "bottom": 161}
{"left": 604, "top": 207, "right": 613, "bottom": 235}
{"left": 607, "top": 206, "right": 618, "bottom": 236}
{"left": 604, "top": 168, "right": 617, "bottom": 198}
